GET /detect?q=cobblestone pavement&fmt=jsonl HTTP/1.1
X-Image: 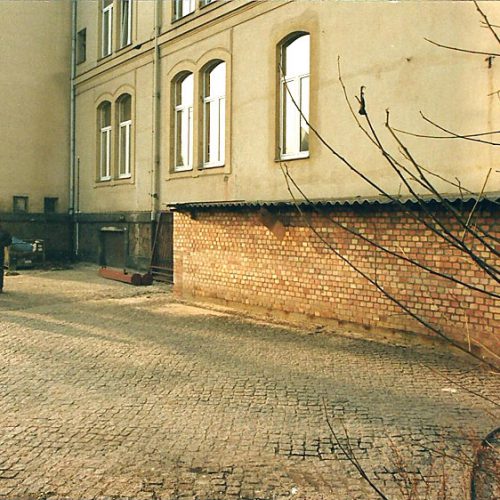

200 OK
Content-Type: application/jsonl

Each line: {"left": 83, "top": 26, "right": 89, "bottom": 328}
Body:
{"left": 0, "top": 265, "right": 498, "bottom": 500}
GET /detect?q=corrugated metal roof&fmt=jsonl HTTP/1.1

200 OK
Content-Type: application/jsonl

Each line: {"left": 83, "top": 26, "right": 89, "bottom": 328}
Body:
{"left": 166, "top": 191, "right": 500, "bottom": 210}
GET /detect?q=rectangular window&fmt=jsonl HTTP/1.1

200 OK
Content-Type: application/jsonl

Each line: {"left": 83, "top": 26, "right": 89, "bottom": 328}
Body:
{"left": 44, "top": 198, "right": 58, "bottom": 214}
{"left": 200, "top": 0, "right": 215, "bottom": 6}
{"left": 120, "top": 0, "right": 132, "bottom": 48}
{"left": 102, "top": 0, "right": 113, "bottom": 57}
{"left": 100, "top": 127, "right": 112, "bottom": 180}
{"left": 13, "top": 196, "right": 28, "bottom": 213}
{"left": 77, "top": 29, "right": 87, "bottom": 64}
{"left": 173, "top": 0, "right": 195, "bottom": 20}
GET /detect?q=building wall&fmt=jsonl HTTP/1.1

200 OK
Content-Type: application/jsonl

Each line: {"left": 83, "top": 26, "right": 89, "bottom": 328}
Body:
{"left": 74, "top": 0, "right": 500, "bottom": 267}
{"left": 0, "top": 1, "right": 72, "bottom": 255}
{"left": 161, "top": 0, "right": 500, "bottom": 205}
{"left": 174, "top": 204, "right": 500, "bottom": 360}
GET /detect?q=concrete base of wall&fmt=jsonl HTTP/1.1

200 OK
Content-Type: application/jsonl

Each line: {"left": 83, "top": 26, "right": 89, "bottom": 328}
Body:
{"left": 0, "top": 212, "right": 72, "bottom": 260}
{"left": 75, "top": 212, "right": 153, "bottom": 271}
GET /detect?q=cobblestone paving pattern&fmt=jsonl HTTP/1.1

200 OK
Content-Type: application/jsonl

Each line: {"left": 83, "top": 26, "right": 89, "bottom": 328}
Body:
{"left": 0, "top": 266, "right": 498, "bottom": 499}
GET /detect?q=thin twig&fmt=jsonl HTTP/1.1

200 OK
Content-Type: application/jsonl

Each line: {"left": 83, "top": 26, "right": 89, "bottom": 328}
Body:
{"left": 424, "top": 37, "right": 500, "bottom": 58}
{"left": 419, "top": 113, "right": 500, "bottom": 147}
{"left": 392, "top": 126, "right": 500, "bottom": 144}
{"left": 462, "top": 168, "right": 492, "bottom": 241}
{"left": 284, "top": 166, "right": 500, "bottom": 299}
{"left": 419, "top": 362, "right": 500, "bottom": 409}
{"left": 281, "top": 163, "right": 499, "bottom": 370}
{"left": 322, "top": 398, "right": 390, "bottom": 500}
{"left": 474, "top": 1, "right": 500, "bottom": 46}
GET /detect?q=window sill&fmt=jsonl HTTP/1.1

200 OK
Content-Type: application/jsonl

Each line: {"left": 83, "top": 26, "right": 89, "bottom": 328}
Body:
{"left": 95, "top": 177, "right": 135, "bottom": 188}
{"left": 201, "top": 162, "right": 225, "bottom": 169}
{"left": 172, "top": 11, "right": 195, "bottom": 24}
{"left": 276, "top": 152, "right": 310, "bottom": 162}
{"left": 98, "top": 53, "right": 112, "bottom": 62}
{"left": 173, "top": 166, "right": 193, "bottom": 174}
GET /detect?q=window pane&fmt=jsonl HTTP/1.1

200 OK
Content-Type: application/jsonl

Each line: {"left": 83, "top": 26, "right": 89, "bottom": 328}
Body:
{"left": 121, "top": 0, "right": 131, "bottom": 46}
{"left": 209, "top": 99, "right": 219, "bottom": 163}
{"left": 300, "top": 76, "right": 309, "bottom": 152}
{"left": 119, "top": 95, "right": 131, "bottom": 122}
{"left": 101, "top": 102, "right": 111, "bottom": 127}
{"left": 283, "top": 79, "right": 300, "bottom": 155}
{"left": 103, "top": 0, "right": 113, "bottom": 7}
{"left": 101, "top": 130, "right": 110, "bottom": 178}
{"left": 284, "top": 34, "right": 310, "bottom": 78}
{"left": 119, "top": 124, "right": 130, "bottom": 176}
{"left": 103, "top": 10, "right": 110, "bottom": 54}
{"left": 206, "top": 62, "right": 225, "bottom": 98}
{"left": 180, "top": 74, "right": 193, "bottom": 106}
{"left": 219, "top": 97, "right": 225, "bottom": 163}
{"left": 204, "top": 100, "right": 211, "bottom": 162}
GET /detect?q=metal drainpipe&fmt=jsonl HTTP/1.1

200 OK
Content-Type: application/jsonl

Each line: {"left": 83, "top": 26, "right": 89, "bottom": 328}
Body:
{"left": 151, "top": 0, "right": 162, "bottom": 222}
{"left": 70, "top": 0, "right": 78, "bottom": 256}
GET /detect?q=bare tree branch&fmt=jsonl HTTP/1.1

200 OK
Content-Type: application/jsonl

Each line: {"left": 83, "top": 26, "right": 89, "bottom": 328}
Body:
{"left": 420, "top": 112, "right": 500, "bottom": 147}
{"left": 474, "top": 0, "right": 500, "bottom": 46}
{"left": 462, "top": 168, "right": 493, "bottom": 241}
{"left": 424, "top": 37, "right": 500, "bottom": 58}
{"left": 392, "top": 126, "right": 500, "bottom": 145}
{"left": 281, "top": 163, "right": 499, "bottom": 371}
{"left": 283, "top": 165, "right": 500, "bottom": 299}
{"left": 322, "top": 398, "right": 390, "bottom": 500}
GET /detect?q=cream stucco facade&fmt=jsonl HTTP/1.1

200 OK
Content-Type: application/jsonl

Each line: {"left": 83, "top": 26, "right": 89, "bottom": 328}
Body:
{"left": 73, "top": 0, "right": 499, "bottom": 214}
{"left": 0, "top": 0, "right": 498, "bottom": 263}
{"left": 0, "top": 1, "right": 71, "bottom": 214}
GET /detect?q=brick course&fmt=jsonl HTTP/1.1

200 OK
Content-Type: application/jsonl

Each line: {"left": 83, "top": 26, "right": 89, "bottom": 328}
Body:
{"left": 173, "top": 204, "right": 499, "bottom": 360}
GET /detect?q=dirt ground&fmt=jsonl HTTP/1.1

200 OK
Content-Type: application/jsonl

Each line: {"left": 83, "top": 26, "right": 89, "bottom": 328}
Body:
{"left": 0, "top": 265, "right": 498, "bottom": 500}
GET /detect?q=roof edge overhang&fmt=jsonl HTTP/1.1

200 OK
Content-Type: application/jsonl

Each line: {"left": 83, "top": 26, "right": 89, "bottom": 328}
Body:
{"left": 165, "top": 191, "right": 500, "bottom": 211}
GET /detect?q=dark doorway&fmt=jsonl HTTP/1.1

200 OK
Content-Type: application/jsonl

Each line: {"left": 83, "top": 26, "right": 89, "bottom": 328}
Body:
{"left": 99, "top": 227, "right": 128, "bottom": 269}
{"left": 150, "top": 212, "right": 173, "bottom": 283}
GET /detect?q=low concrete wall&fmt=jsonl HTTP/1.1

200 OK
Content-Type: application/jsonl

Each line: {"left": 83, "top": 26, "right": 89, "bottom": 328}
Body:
{"left": 0, "top": 213, "right": 72, "bottom": 260}
{"left": 76, "top": 212, "right": 153, "bottom": 271}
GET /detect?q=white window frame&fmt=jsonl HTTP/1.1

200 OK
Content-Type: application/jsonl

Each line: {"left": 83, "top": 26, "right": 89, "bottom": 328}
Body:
{"left": 174, "top": 76, "right": 194, "bottom": 172}
{"left": 100, "top": 125, "right": 112, "bottom": 181}
{"left": 119, "top": 119, "right": 131, "bottom": 178}
{"left": 120, "top": 0, "right": 132, "bottom": 48}
{"left": 102, "top": 1, "right": 113, "bottom": 57}
{"left": 203, "top": 63, "right": 225, "bottom": 168}
{"left": 279, "top": 35, "right": 310, "bottom": 160}
{"left": 173, "top": 0, "right": 195, "bottom": 20}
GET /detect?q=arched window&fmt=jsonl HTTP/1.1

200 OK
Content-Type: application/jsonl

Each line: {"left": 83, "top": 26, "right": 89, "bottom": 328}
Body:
{"left": 279, "top": 33, "right": 310, "bottom": 158}
{"left": 174, "top": 73, "right": 194, "bottom": 171}
{"left": 98, "top": 101, "right": 112, "bottom": 180}
{"left": 203, "top": 61, "right": 226, "bottom": 167}
{"left": 117, "top": 94, "right": 132, "bottom": 178}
